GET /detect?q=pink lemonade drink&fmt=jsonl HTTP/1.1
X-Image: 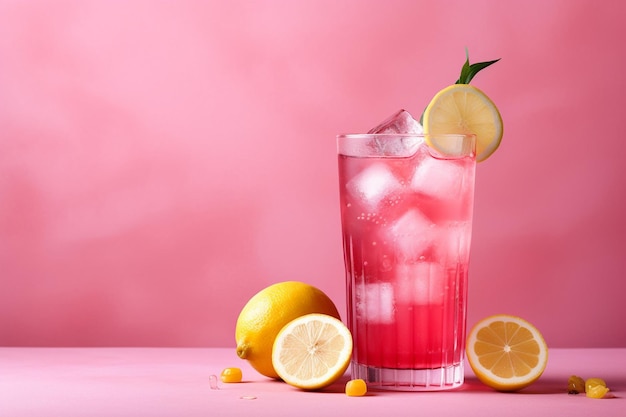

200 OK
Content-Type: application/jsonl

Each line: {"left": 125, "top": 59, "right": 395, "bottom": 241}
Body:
{"left": 338, "top": 132, "right": 476, "bottom": 390}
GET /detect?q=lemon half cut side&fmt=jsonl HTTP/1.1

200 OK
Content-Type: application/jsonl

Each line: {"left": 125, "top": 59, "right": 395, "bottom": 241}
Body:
{"left": 272, "top": 313, "right": 353, "bottom": 390}
{"left": 466, "top": 314, "right": 548, "bottom": 391}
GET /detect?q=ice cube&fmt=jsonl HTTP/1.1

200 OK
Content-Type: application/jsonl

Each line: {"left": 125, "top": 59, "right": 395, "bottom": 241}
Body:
{"left": 395, "top": 262, "right": 446, "bottom": 304}
{"left": 389, "top": 209, "right": 437, "bottom": 262}
{"left": 346, "top": 163, "right": 401, "bottom": 208}
{"left": 410, "top": 157, "right": 464, "bottom": 199}
{"left": 366, "top": 109, "right": 424, "bottom": 157}
{"left": 368, "top": 109, "right": 423, "bottom": 134}
{"left": 355, "top": 282, "right": 394, "bottom": 323}
{"left": 368, "top": 136, "right": 423, "bottom": 157}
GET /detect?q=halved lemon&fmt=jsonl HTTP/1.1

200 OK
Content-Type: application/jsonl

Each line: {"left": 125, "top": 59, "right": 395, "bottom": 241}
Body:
{"left": 235, "top": 281, "right": 340, "bottom": 379}
{"left": 466, "top": 314, "right": 548, "bottom": 391}
{"left": 272, "top": 313, "right": 353, "bottom": 390}
{"left": 423, "top": 84, "right": 503, "bottom": 162}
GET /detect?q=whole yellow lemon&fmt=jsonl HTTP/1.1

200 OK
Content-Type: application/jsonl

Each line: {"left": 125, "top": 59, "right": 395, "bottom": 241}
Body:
{"left": 235, "top": 281, "right": 340, "bottom": 379}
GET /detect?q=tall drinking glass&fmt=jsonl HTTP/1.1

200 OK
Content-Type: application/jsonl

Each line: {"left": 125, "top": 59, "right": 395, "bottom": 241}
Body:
{"left": 337, "top": 133, "right": 476, "bottom": 391}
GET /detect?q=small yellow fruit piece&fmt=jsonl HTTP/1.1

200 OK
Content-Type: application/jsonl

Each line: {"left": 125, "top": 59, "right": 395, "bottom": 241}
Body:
{"left": 567, "top": 375, "right": 585, "bottom": 394}
{"left": 585, "top": 377, "right": 610, "bottom": 398}
{"left": 423, "top": 84, "right": 503, "bottom": 162}
{"left": 345, "top": 379, "right": 367, "bottom": 396}
{"left": 272, "top": 313, "right": 353, "bottom": 390}
{"left": 235, "top": 281, "right": 340, "bottom": 379}
{"left": 220, "top": 367, "right": 243, "bottom": 383}
{"left": 466, "top": 314, "right": 548, "bottom": 391}
{"left": 585, "top": 377, "right": 607, "bottom": 391}
{"left": 586, "top": 384, "right": 610, "bottom": 399}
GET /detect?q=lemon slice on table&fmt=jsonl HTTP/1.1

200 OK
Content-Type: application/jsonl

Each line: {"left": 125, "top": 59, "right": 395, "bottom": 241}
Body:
{"left": 466, "top": 314, "right": 548, "bottom": 391}
{"left": 272, "top": 313, "right": 353, "bottom": 390}
{"left": 423, "top": 84, "right": 503, "bottom": 162}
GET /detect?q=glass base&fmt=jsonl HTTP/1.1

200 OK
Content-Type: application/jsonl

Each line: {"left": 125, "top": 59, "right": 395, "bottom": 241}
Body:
{"left": 351, "top": 361, "right": 464, "bottom": 391}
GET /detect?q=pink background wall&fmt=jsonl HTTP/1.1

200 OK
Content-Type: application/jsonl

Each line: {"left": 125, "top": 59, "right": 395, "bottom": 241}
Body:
{"left": 1, "top": 0, "right": 625, "bottom": 348}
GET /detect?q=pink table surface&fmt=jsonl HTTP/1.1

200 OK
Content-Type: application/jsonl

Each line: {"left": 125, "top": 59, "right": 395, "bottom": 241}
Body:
{"left": 1, "top": 347, "right": 624, "bottom": 417}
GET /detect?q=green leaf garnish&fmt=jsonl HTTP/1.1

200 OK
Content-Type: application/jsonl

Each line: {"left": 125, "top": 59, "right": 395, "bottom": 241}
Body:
{"left": 455, "top": 48, "right": 500, "bottom": 84}
{"left": 419, "top": 49, "right": 500, "bottom": 124}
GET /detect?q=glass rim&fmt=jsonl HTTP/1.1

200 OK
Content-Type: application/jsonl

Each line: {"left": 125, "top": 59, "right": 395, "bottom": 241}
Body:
{"left": 337, "top": 133, "right": 476, "bottom": 139}
{"left": 337, "top": 133, "right": 476, "bottom": 159}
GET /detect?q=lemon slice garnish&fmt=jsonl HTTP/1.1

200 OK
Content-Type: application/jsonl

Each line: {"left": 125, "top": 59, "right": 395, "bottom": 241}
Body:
{"left": 423, "top": 84, "right": 503, "bottom": 162}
